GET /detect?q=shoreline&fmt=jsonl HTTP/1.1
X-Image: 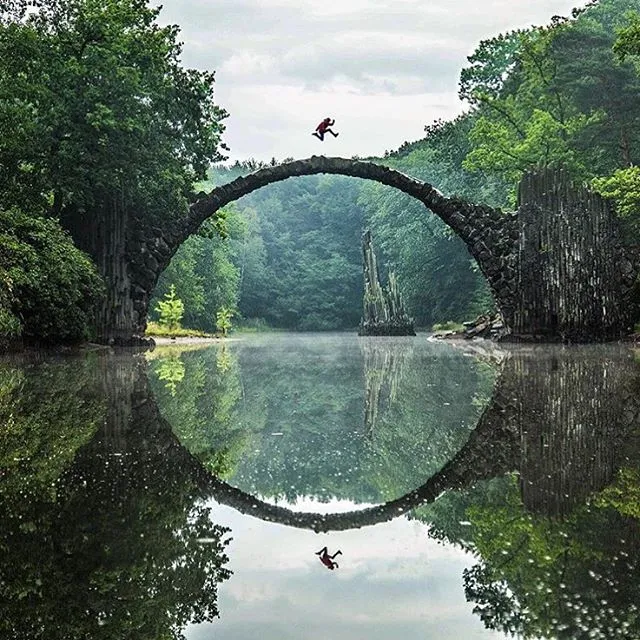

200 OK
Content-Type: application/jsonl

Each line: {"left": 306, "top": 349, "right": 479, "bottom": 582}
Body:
{"left": 150, "top": 335, "right": 231, "bottom": 346}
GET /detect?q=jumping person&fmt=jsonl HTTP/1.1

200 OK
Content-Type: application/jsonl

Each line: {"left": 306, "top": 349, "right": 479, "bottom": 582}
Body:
{"left": 312, "top": 117, "right": 339, "bottom": 141}
{"left": 316, "top": 546, "right": 342, "bottom": 570}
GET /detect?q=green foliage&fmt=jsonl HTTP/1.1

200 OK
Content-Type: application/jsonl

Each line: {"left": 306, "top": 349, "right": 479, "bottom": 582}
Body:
{"left": 592, "top": 166, "right": 640, "bottom": 234}
{"left": 459, "top": 30, "right": 525, "bottom": 104}
{"left": 0, "top": 281, "right": 21, "bottom": 340}
{"left": 145, "top": 321, "right": 211, "bottom": 338}
{"left": 0, "top": 207, "right": 104, "bottom": 344}
{"left": 614, "top": 11, "right": 640, "bottom": 59}
{"left": 216, "top": 306, "right": 233, "bottom": 336}
{"left": 208, "top": 167, "right": 365, "bottom": 331}
{"left": 156, "top": 353, "right": 186, "bottom": 396}
{"left": 593, "top": 466, "right": 640, "bottom": 518}
{"left": 461, "top": 1, "right": 640, "bottom": 188}
{"left": 151, "top": 205, "right": 241, "bottom": 333}
{"left": 0, "top": 0, "right": 228, "bottom": 219}
{"left": 462, "top": 26, "right": 585, "bottom": 185}
{"left": 154, "top": 284, "right": 184, "bottom": 332}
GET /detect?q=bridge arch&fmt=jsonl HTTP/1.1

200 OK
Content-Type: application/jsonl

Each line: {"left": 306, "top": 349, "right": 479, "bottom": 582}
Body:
{"left": 129, "top": 156, "right": 517, "bottom": 342}
{"left": 115, "top": 160, "right": 635, "bottom": 344}
{"left": 182, "top": 156, "right": 517, "bottom": 319}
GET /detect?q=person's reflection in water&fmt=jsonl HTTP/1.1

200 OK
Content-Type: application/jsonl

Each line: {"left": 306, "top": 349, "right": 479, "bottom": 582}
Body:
{"left": 316, "top": 546, "right": 342, "bottom": 570}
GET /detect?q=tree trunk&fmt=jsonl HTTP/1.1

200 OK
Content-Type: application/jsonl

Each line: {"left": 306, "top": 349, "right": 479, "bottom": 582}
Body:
{"left": 621, "top": 126, "right": 633, "bottom": 167}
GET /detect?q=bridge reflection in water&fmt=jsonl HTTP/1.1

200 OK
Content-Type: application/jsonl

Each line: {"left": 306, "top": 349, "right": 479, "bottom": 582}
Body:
{"left": 1, "top": 342, "right": 639, "bottom": 639}
{"left": 92, "top": 343, "right": 640, "bottom": 530}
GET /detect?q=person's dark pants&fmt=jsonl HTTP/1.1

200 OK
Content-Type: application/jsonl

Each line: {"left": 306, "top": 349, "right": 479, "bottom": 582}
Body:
{"left": 313, "top": 129, "right": 338, "bottom": 141}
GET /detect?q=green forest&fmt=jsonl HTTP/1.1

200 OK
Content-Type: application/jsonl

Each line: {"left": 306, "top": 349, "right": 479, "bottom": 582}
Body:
{"left": 2, "top": 0, "right": 640, "bottom": 343}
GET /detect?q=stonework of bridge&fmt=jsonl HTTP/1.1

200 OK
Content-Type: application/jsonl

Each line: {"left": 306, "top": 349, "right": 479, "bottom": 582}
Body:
{"left": 87, "top": 345, "right": 639, "bottom": 532}
{"left": 85, "top": 156, "right": 639, "bottom": 344}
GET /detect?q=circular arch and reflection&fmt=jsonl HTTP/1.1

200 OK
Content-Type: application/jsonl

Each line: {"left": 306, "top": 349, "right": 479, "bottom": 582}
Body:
{"left": 133, "top": 343, "right": 639, "bottom": 531}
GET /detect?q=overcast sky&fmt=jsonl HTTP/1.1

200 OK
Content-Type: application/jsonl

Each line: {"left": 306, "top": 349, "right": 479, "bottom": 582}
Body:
{"left": 153, "top": 0, "right": 587, "bottom": 162}
{"left": 187, "top": 499, "right": 507, "bottom": 639}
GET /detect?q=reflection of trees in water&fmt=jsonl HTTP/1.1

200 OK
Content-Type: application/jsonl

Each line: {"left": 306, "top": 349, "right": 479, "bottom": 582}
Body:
{"left": 419, "top": 346, "right": 640, "bottom": 640}
{"left": 111, "top": 347, "right": 640, "bottom": 639}
{"left": 148, "top": 345, "right": 247, "bottom": 478}
{"left": 0, "top": 355, "right": 104, "bottom": 499}
{"left": 4, "top": 344, "right": 639, "bottom": 639}
{"left": 150, "top": 339, "right": 496, "bottom": 504}
{"left": 155, "top": 353, "right": 186, "bottom": 395}
{"left": 461, "top": 473, "right": 640, "bottom": 640}
{"left": 147, "top": 342, "right": 638, "bottom": 533}
{"left": 0, "top": 355, "right": 232, "bottom": 640}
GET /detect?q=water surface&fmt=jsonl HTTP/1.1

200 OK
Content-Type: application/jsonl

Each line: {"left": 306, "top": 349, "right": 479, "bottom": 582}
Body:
{"left": 1, "top": 334, "right": 639, "bottom": 639}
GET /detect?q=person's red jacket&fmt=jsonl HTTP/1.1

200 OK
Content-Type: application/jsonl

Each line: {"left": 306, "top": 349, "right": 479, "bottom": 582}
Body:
{"left": 319, "top": 554, "right": 337, "bottom": 569}
{"left": 316, "top": 118, "right": 332, "bottom": 133}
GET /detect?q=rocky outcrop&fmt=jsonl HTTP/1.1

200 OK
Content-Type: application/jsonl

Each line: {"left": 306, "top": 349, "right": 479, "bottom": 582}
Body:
{"left": 511, "top": 171, "right": 632, "bottom": 342}
{"left": 359, "top": 230, "right": 415, "bottom": 336}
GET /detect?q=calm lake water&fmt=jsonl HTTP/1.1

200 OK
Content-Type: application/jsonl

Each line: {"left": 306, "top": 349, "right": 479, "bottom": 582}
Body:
{"left": 1, "top": 333, "right": 639, "bottom": 639}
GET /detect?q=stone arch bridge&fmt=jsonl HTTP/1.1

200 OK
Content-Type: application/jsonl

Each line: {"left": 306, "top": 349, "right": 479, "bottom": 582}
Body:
{"left": 84, "top": 156, "right": 639, "bottom": 344}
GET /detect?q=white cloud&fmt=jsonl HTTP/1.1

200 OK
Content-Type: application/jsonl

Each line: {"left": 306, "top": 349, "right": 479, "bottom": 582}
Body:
{"left": 153, "top": 0, "right": 589, "bottom": 160}
{"left": 185, "top": 499, "right": 504, "bottom": 640}
{"left": 278, "top": 33, "right": 463, "bottom": 93}
{"left": 220, "top": 52, "right": 276, "bottom": 76}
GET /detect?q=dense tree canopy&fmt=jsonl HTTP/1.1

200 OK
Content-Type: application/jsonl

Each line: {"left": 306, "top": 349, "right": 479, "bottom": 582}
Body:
{"left": 460, "top": 1, "right": 640, "bottom": 186}
{"left": 0, "top": 0, "right": 228, "bottom": 345}
{"left": 0, "top": 0, "right": 227, "bottom": 219}
{"left": 614, "top": 10, "right": 640, "bottom": 58}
